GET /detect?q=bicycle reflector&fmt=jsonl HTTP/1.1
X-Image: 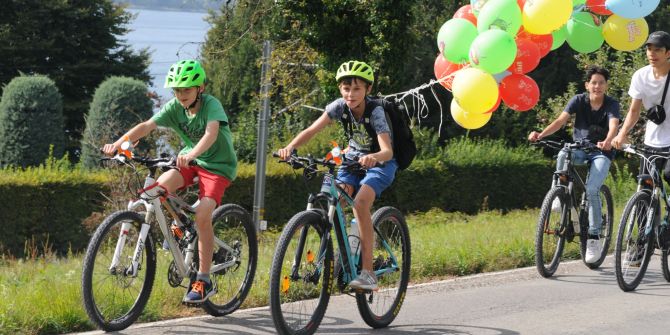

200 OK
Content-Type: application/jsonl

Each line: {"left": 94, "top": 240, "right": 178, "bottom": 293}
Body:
{"left": 306, "top": 250, "right": 315, "bottom": 264}
{"left": 281, "top": 276, "right": 290, "bottom": 294}
{"left": 325, "top": 140, "right": 342, "bottom": 165}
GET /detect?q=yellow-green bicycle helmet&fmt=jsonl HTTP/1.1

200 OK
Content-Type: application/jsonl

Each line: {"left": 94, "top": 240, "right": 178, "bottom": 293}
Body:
{"left": 335, "top": 60, "right": 374, "bottom": 85}
{"left": 164, "top": 59, "right": 206, "bottom": 88}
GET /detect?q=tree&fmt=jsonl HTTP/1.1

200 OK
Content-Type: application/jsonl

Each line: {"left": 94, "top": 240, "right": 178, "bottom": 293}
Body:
{"left": 80, "top": 76, "right": 154, "bottom": 169}
{"left": 0, "top": 0, "right": 151, "bottom": 156}
{"left": 0, "top": 75, "right": 65, "bottom": 167}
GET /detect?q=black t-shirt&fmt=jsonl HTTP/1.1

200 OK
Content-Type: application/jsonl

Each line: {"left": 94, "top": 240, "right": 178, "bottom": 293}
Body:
{"left": 565, "top": 93, "right": 621, "bottom": 143}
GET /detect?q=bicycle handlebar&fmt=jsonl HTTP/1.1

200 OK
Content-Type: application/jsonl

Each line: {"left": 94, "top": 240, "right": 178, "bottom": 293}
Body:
{"left": 621, "top": 144, "right": 670, "bottom": 157}
{"left": 101, "top": 154, "right": 196, "bottom": 169}
{"left": 532, "top": 139, "right": 600, "bottom": 152}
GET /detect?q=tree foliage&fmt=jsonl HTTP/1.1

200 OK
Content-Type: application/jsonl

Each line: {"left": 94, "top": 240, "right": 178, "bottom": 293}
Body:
{"left": 0, "top": 76, "right": 65, "bottom": 167}
{"left": 80, "top": 76, "right": 154, "bottom": 168}
{"left": 0, "top": 0, "right": 151, "bottom": 155}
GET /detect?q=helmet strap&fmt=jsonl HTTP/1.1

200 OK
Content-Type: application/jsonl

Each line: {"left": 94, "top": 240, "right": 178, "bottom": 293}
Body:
{"left": 185, "top": 88, "right": 203, "bottom": 112}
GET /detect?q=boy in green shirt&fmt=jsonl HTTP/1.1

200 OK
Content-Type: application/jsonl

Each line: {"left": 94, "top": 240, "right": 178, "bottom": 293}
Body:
{"left": 103, "top": 59, "right": 237, "bottom": 303}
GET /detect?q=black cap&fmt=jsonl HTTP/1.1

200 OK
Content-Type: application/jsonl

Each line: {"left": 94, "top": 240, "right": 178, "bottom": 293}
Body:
{"left": 645, "top": 31, "right": 670, "bottom": 49}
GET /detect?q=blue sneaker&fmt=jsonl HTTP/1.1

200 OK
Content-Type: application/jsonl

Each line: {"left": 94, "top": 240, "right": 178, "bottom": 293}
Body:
{"left": 183, "top": 279, "right": 216, "bottom": 304}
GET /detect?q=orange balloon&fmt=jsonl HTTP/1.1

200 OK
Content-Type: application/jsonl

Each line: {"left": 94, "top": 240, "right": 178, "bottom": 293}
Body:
{"left": 500, "top": 74, "right": 539, "bottom": 112}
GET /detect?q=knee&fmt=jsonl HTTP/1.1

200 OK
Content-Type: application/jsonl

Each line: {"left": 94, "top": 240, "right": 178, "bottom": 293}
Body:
{"left": 586, "top": 185, "right": 600, "bottom": 197}
{"left": 353, "top": 198, "right": 373, "bottom": 213}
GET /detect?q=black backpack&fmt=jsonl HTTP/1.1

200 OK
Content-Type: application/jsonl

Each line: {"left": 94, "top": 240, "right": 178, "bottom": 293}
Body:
{"left": 340, "top": 97, "right": 416, "bottom": 170}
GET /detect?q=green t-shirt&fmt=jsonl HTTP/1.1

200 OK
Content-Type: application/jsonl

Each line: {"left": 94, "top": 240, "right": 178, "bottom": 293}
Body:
{"left": 151, "top": 94, "right": 237, "bottom": 181}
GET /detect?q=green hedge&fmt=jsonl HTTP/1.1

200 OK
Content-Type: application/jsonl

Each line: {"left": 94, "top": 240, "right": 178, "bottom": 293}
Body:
{"left": 0, "top": 140, "right": 554, "bottom": 256}
{"left": 0, "top": 161, "right": 109, "bottom": 257}
{"left": 227, "top": 139, "right": 554, "bottom": 226}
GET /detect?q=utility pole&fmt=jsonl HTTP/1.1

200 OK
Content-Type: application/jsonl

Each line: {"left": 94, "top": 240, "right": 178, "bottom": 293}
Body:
{"left": 252, "top": 40, "right": 272, "bottom": 232}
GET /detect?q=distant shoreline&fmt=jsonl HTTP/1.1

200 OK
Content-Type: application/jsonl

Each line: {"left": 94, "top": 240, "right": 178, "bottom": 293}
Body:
{"left": 125, "top": 5, "right": 209, "bottom": 14}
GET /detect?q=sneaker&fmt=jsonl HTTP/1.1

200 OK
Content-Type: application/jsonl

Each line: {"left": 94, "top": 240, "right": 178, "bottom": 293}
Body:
{"left": 183, "top": 279, "right": 216, "bottom": 304}
{"left": 623, "top": 247, "right": 644, "bottom": 267}
{"left": 349, "top": 269, "right": 378, "bottom": 291}
{"left": 551, "top": 198, "right": 561, "bottom": 212}
{"left": 584, "top": 239, "right": 602, "bottom": 264}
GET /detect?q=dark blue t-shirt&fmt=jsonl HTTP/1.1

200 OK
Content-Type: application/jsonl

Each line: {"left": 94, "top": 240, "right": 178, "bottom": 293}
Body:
{"left": 565, "top": 93, "right": 621, "bottom": 142}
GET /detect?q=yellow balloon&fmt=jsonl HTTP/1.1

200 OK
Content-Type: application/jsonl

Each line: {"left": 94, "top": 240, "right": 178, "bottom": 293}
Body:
{"left": 603, "top": 15, "right": 649, "bottom": 52}
{"left": 522, "top": 0, "right": 572, "bottom": 35}
{"left": 450, "top": 99, "right": 493, "bottom": 130}
{"left": 451, "top": 68, "right": 499, "bottom": 113}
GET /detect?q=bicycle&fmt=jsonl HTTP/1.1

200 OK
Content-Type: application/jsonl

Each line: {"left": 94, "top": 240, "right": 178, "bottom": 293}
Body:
{"left": 614, "top": 144, "right": 670, "bottom": 291}
{"left": 81, "top": 143, "right": 257, "bottom": 331}
{"left": 268, "top": 152, "right": 411, "bottom": 335}
{"left": 533, "top": 140, "right": 613, "bottom": 278}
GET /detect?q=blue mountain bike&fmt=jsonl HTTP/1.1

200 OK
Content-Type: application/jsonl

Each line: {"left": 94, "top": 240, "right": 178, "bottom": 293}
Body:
{"left": 268, "top": 152, "right": 411, "bottom": 335}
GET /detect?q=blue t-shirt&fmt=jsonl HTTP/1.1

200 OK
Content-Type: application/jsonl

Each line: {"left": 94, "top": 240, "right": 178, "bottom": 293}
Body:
{"left": 325, "top": 97, "right": 392, "bottom": 160}
{"left": 565, "top": 93, "right": 621, "bottom": 142}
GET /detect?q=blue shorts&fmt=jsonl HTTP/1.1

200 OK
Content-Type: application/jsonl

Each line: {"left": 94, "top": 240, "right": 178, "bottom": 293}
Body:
{"left": 336, "top": 159, "right": 398, "bottom": 197}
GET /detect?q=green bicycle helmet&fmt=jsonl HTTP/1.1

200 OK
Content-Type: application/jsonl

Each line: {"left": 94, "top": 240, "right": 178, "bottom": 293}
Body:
{"left": 164, "top": 59, "right": 206, "bottom": 88}
{"left": 335, "top": 60, "right": 374, "bottom": 85}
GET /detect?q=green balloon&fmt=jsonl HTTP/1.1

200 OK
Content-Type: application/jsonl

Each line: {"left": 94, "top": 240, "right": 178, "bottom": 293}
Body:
{"left": 551, "top": 25, "right": 567, "bottom": 50}
{"left": 572, "top": 0, "right": 586, "bottom": 7}
{"left": 477, "top": 0, "right": 522, "bottom": 36}
{"left": 566, "top": 12, "right": 604, "bottom": 53}
{"left": 469, "top": 29, "right": 517, "bottom": 74}
{"left": 437, "top": 18, "right": 479, "bottom": 64}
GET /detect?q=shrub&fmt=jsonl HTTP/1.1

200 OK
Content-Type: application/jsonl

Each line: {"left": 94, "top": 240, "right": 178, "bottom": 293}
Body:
{"left": 0, "top": 75, "right": 65, "bottom": 167}
{"left": 0, "top": 155, "right": 109, "bottom": 257}
{"left": 80, "top": 76, "right": 153, "bottom": 168}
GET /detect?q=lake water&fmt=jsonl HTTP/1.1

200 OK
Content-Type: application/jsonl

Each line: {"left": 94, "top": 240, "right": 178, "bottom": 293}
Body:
{"left": 123, "top": 8, "right": 210, "bottom": 100}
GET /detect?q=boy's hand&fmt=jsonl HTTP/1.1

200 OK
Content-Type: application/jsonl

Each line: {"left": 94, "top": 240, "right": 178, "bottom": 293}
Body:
{"left": 611, "top": 134, "right": 627, "bottom": 150}
{"left": 359, "top": 154, "right": 379, "bottom": 169}
{"left": 102, "top": 143, "right": 120, "bottom": 156}
{"left": 528, "top": 131, "right": 541, "bottom": 142}
{"left": 277, "top": 146, "right": 294, "bottom": 160}
{"left": 177, "top": 154, "right": 195, "bottom": 168}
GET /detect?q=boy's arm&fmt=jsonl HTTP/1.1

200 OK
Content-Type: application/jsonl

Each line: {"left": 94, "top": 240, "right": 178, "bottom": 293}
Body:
{"left": 612, "top": 99, "right": 643, "bottom": 149}
{"left": 360, "top": 132, "right": 392, "bottom": 168}
{"left": 598, "top": 117, "right": 620, "bottom": 151}
{"left": 103, "top": 120, "right": 157, "bottom": 156}
{"left": 278, "top": 112, "right": 332, "bottom": 159}
{"left": 528, "top": 111, "right": 570, "bottom": 142}
{"left": 178, "top": 120, "right": 219, "bottom": 167}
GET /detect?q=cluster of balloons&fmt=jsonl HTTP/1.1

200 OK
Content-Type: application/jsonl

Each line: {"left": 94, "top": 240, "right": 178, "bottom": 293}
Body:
{"left": 434, "top": 0, "right": 661, "bottom": 130}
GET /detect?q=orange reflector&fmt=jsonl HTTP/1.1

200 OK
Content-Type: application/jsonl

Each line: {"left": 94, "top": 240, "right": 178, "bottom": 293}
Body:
{"left": 644, "top": 178, "right": 653, "bottom": 187}
{"left": 281, "top": 276, "right": 290, "bottom": 294}
{"left": 306, "top": 250, "right": 314, "bottom": 264}
{"left": 559, "top": 175, "right": 568, "bottom": 183}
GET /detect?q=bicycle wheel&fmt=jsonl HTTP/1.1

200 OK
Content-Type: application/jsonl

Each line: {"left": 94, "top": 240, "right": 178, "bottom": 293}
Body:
{"left": 583, "top": 185, "right": 614, "bottom": 269}
{"left": 81, "top": 211, "right": 156, "bottom": 331}
{"left": 662, "top": 249, "right": 670, "bottom": 282}
{"left": 614, "top": 191, "right": 655, "bottom": 291}
{"left": 269, "top": 210, "right": 333, "bottom": 335}
{"left": 201, "top": 204, "right": 257, "bottom": 316}
{"left": 535, "top": 187, "right": 568, "bottom": 278}
{"left": 356, "top": 206, "right": 411, "bottom": 329}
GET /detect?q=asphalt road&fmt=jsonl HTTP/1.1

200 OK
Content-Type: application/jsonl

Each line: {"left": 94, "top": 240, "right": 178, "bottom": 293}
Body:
{"left": 72, "top": 255, "right": 670, "bottom": 335}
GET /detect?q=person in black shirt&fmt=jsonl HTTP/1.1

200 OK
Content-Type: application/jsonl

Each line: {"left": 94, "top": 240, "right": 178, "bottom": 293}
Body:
{"left": 528, "top": 65, "right": 621, "bottom": 264}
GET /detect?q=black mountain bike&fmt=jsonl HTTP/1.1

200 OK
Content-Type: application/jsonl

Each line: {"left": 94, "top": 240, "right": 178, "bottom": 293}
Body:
{"left": 533, "top": 140, "right": 613, "bottom": 278}
{"left": 268, "top": 152, "right": 411, "bottom": 335}
{"left": 614, "top": 144, "right": 670, "bottom": 291}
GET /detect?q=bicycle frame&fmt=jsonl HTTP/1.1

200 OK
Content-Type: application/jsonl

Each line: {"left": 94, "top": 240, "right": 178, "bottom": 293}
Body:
{"left": 551, "top": 145, "right": 590, "bottom": 233}
{"left": 107, "top": 164, "right": 238, "bottom": 280}
{"left": 300, "top": 164, "right": 400, "bottom": 285}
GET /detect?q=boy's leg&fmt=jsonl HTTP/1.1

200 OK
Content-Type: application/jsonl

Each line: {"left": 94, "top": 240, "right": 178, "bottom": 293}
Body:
{"left": 349, "top": 160, "right": 397, "bottom": 290}
{"left": 184, "top": 167, "right": 230, "bottom": 303}
{"left": 155, "top": 169, "right": 186, "bottom": 194}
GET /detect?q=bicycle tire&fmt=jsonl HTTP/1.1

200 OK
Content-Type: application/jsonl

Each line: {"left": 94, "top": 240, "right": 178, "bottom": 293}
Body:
{"left": 201, "top": 204, "right": 258, "bottom": 316}
{"left": 269, "top": 210, "right": 333, "bottom": 335}
{"left": 662, "top": 249, "right": 670, "bottom": 282}
{"left": 81, "top": 211, "right": 156, "bottom": 331}
{"left": 355, "top": 206, "right": 411, "bottom": 329}
{"left": 614, "top": 191, "right": 655, "bottom": 291}
{"left": 535, "top": 187, "right": 568, "bottom": 278}
{"left": 583, "top": 185, "right": 614, "bottom": 269}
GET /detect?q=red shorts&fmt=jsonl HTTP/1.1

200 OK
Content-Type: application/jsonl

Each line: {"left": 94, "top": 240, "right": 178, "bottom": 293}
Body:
{"left": 178, "top": 165, "right": 231, "bottom": 206}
